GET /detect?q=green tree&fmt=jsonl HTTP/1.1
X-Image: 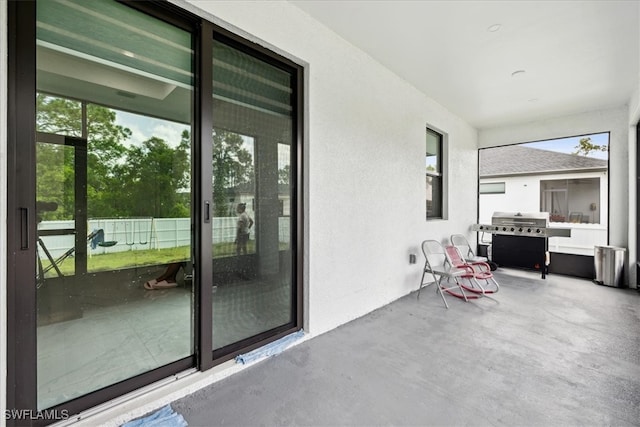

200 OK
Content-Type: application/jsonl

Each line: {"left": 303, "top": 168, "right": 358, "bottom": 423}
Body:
{"left": 124, "top": 134, "right": 191, "bottom": 218}
{"left": 35, "top": 143, "right": 75, "bottom": 221}
{"left": 278, "top": 164, "right": 290, "bottom": 185}
{"left": 86, "top": 104, "right": 131, "bottom": 217}
{"left": 573, "top": 137, "right": 608, "bottom": 157}
{"left": 36, "top": 94, "right": 132, "bottom": 219}
{"left": 36, "top": 94, "right": 258, "bottom": 222}
{"left": 36, "top": 95, "right": 81, "bottom": 220}
{"left": 36, "top": 94, "right": 82, "bottom": 136}
{"left": 212, "top": 130, "right": 253, "bottom": 216}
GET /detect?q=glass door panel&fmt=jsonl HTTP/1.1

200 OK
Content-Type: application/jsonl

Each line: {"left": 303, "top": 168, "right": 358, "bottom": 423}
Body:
{"left": 35, "top": 0, "right": 194, "bottom": 409}
{"left": 211, "top": 38, "right": 295, "bottom": 351}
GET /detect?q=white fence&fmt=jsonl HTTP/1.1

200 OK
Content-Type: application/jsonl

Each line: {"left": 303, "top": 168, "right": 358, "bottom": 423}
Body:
{"left": 38, "top": 217, "right": 290, "bottom": 259}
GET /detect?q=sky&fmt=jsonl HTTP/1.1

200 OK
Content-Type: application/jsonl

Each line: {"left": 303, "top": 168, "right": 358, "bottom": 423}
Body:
{"left": 114, "top": 109, "right": 294, "bottom": 171}
{"left": 115, "top": 110, "right": 189, "bottom": 149}
{"left": 430, "top": 132, "right": 608, "bottom": 169}
{"left": 524, "top": 132, "right": 609, "bottom": 160}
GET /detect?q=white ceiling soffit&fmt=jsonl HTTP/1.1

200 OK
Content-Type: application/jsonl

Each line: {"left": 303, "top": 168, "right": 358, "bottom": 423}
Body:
{"left": 37, "top": 45, "right": 178, "bottom": 100}
{"left": 289, "top": 0, "right": 639, "bottom": 129}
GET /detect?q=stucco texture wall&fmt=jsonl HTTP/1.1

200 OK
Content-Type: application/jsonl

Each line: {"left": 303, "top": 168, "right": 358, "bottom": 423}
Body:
{"left": 180, "top": 0, "right": 479, "bottom": 335}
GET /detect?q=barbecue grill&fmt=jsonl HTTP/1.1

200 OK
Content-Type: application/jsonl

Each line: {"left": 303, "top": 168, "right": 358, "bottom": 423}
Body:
{"left": 472, "top": 212, "right": 571, "bottom": 278}
{"left": 471, "top": 212, "right": 571, "bottom": 238}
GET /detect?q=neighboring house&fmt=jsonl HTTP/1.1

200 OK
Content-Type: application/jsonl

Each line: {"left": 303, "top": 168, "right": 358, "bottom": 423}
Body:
{"left": 479, "top": 144, "right": 608, "bottom": 255}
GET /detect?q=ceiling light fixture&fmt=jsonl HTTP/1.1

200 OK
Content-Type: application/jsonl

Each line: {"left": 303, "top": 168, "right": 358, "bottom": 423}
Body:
{"left": 511, "top": 70, "right": 526, "bottom": 78}
{"left": 487, "top": 24, "right": 501, "bottom": 32}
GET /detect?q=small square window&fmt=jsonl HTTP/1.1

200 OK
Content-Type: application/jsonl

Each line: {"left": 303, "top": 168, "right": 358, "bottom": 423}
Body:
{"left": 480, "top": 182, "right": 505, "bottom": 194}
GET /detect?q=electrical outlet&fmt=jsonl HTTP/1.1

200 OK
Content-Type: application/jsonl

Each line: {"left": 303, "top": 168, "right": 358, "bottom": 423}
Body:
{"left": 409, "top": 254, "right": 416, "bottom": 264}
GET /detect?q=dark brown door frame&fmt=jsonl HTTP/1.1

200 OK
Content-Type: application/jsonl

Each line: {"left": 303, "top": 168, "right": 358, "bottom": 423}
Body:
{"left": 209, "top": 27, "right": 304, "bottom": 363}
{"left": 7, "top": 0, "right": 38, "bottom": 418}
{"left": 195, "top": 19, "right": 215, "bottom": 371}
{"left": 7, "top": 1, "right": 202, "bottom": 423}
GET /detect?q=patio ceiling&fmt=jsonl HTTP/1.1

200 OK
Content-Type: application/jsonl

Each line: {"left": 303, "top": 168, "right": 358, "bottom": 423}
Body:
{"left": 289, "top": 0, "right": 639, "bottom": 129}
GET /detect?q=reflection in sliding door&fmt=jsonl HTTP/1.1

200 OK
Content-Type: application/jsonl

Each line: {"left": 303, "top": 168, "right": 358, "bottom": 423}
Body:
{"left": 211, "top": 38, "right": 296, "bottom": 352}
{"left": 35, "top": 0, "right": 194, "bottom": 409}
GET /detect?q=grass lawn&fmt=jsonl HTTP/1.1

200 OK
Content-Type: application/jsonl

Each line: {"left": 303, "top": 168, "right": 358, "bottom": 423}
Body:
{"left": 42, "top": 240, "right": 289, "bottom": 278}
{"left": 43, "top": 241, "right": 257, "bottom": 277}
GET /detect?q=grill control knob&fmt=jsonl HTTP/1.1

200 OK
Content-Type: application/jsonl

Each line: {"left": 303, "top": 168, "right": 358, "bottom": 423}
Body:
{"left": 536, "top": 229, "right": 541, "bottom": 233}
{"left": 518, "top": 228, "right": 523, "bottom": 232}
{"left": 510, "top": 227, "right": 515, "bottom": 232}
{"left": 527, "top": 228, "right": 532, "bottom": 233}
{"left": 479, "top": 225, "right": 483, "bottom": 230}
{"left": 502, "top": 227, "right": 507, "bottom": 231}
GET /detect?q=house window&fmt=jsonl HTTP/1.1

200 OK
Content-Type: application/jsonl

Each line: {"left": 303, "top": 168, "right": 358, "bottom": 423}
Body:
{"left": 541, "top": 178, "right": 601, "bottom": 224}
{"left": 480, "top": 182, "right": 505, "bottom": 194}
{"left": 426, "top": 128, "right": 443, "bottom": 219}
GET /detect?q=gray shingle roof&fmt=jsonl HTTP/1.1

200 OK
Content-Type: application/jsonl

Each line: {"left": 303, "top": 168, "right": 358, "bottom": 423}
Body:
{"left": 479, "top": 145, "right": 607, "bottom": 177}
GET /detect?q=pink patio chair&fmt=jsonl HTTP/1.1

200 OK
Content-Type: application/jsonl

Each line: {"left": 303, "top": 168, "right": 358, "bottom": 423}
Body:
{"left": 444, "top": 245, "right": 499, "bottom": 295}
{"left": 418, "top": 240, "right": 481, "bottom": 308}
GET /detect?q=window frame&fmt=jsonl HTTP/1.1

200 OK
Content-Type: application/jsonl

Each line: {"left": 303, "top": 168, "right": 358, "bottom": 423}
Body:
{"left": 479, "top": 182, "right": 506, "bottom": 194}
{"left": 540, "top": 177, "right": 602, "bottom": 224}
{"left": 426, "top": 127, "right": 445, "bottom": 220}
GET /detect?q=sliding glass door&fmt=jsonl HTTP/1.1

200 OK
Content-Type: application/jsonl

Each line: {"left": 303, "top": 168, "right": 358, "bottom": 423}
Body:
{"left": 8, "top": 0, "right": 302, "bottom": 420}
{"left": 210, "top": 37, "right": 298, "bottom": 354}
{"left": 34, "top": 0, "right": 195, "bottom": 410}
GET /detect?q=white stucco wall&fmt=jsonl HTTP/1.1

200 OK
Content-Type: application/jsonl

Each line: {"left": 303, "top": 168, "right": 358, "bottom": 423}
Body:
{"left": 174, "top": 0, "right": 478, "bottom": 335}
{"left": 478, "top": 107, "right": 632, "bottom": 286}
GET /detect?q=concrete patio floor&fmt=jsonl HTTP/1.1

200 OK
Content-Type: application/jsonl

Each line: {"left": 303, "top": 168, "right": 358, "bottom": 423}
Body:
{"left": 171, "top": 268, "right": 640, "bottom": 426}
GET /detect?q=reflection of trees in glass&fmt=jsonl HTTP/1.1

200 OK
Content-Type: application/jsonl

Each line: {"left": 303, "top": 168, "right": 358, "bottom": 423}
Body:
{"left": 36, "top": 94, "right": 191, "bottom": 219}
{"left": 278, "top": 165, "right": 290, "bottom": 185}
{"left": 36, "top": 143, "right": 75, "bottom": 221}
{"left": 212, "top": 130, "right": 253, "bottom": 216}
{"left": 277, "top": 143, "right": 291, "bottom": 185}
{"left": 86, "top": 105, "right": 132, "bottom": 218}
{"left": 36, "top": 94, "right": 82, "bottom": 136}
{"left": 123, "top": 132, "right": 191, "bottom": 218}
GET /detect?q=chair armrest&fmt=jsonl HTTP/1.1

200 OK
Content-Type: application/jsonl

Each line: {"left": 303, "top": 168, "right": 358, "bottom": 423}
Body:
{"left": 470, "top": 261, "right": 491, "bottom": 272}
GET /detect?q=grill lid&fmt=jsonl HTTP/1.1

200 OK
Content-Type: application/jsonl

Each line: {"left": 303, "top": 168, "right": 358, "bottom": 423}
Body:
{"left": 491, "top": 212, "right": 549, "bottom": 227}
